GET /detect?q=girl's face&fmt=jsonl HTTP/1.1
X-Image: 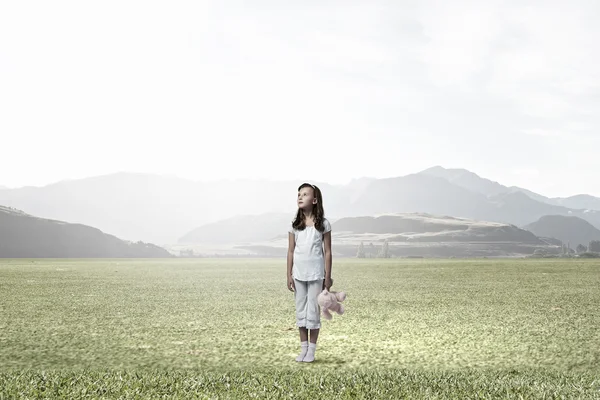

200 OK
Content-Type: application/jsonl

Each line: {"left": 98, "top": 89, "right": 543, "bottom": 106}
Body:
{"left": 297, "top": 186, "right": 317, "bottom": 211}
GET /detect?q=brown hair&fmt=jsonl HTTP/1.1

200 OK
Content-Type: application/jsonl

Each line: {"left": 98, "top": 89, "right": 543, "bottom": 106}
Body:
{"left": 292, "top": 183, "right": 325, "bottom": 232}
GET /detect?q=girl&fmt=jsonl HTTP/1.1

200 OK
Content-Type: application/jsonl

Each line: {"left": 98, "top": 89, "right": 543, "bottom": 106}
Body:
{"left": 287, "top": 182, "right": 332, "bottom": 363}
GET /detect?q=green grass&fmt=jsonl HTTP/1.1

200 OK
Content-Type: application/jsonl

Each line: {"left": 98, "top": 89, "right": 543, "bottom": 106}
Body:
{"left": 1, "top": 258, "right": 600, "bottom": 398}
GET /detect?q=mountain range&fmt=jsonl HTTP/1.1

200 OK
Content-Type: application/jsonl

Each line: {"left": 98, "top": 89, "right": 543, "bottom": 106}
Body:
{"left": 420, "top": 166, "right": 600, "bottom": 210}
{"left": 2, "top": 167, "right": 600, "bottom": 245}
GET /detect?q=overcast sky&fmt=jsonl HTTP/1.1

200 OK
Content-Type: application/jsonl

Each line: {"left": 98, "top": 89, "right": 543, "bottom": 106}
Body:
{"left": 1, "top": 1, "right": 599, "bottom": 197}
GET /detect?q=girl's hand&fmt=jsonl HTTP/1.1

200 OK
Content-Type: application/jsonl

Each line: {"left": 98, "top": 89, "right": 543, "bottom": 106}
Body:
{"left": 324, "top": 276, "right": 332, "bottom": 291}
{"left": 287, "top": 275, "right": 295, "bottom": 292}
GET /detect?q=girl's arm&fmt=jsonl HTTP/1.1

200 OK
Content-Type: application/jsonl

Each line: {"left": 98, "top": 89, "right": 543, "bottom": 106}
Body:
{"left": 287, "top": 233, "right": 296, "bottom": 291}
{"left": 324, "top": 231, "right": 332, "bottom": 289}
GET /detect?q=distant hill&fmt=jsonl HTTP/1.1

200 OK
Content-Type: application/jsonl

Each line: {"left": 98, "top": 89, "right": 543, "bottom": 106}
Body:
{"left": 523, "top": 215, "right": 600, "bottom": 247}
{"left": 222, "top": 213, "right": 558, "bottom": 258}
{"left": 333, "top": 213, "right": 543, "bottom": 243}
{"left": 179, "top": 212, "right": 294, "bottom": 244}
{"left": 0, "top": 205, "right": 172, "bottom": 258}
{"left": 180, "top": 212, "right": 543, "bottom": 247}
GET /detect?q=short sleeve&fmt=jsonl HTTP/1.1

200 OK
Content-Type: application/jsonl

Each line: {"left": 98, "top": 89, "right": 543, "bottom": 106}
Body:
{"left": 323, "top": 218, "right": 332, "bottom": 234}
{"left": 288, "top": 223, "right": 295, "bottom": 234}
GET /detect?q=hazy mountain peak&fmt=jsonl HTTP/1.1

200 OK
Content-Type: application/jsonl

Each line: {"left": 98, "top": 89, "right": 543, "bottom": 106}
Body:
{"left": 418, "top": 166, "right": 508, "bottom": 197}
{"left": 568, "top": 194, "right": 597, "bottom": 200}
{"left": 419, "top": 165, "right": 447, "bottom": 174}
{"left": 419, "top": 165, "right": 473, "bottom": 176}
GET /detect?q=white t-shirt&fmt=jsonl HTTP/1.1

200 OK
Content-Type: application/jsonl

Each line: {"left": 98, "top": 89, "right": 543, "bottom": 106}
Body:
{"left": 289, "top": 218, "right": 332, "bottom": 281}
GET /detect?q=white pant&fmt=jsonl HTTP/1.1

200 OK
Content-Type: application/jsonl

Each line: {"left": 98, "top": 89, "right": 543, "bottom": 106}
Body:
{"left": 294, "top": 278, "right": 323, "bottom": 329}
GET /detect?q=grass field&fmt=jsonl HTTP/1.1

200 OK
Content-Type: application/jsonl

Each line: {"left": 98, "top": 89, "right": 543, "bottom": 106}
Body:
{"left": 1, "top": 258, "right": 600, "bottom": 399}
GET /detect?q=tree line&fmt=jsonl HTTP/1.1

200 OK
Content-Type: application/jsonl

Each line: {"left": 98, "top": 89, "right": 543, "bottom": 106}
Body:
{"left": 356, "top": 240, "right": 600, "bottom": 258}
{"left": 356, "top": 240, "right": 391, "bottom": 258}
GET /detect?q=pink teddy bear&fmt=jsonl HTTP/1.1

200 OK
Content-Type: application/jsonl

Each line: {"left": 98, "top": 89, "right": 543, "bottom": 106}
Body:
{"left": 317, "top": 288, "right": 347, "bottom": 320}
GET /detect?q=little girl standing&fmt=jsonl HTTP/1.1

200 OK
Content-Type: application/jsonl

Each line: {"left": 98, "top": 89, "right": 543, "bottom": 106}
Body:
{"left": 287, "top": 183, "right": 332, "bottom": 363}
